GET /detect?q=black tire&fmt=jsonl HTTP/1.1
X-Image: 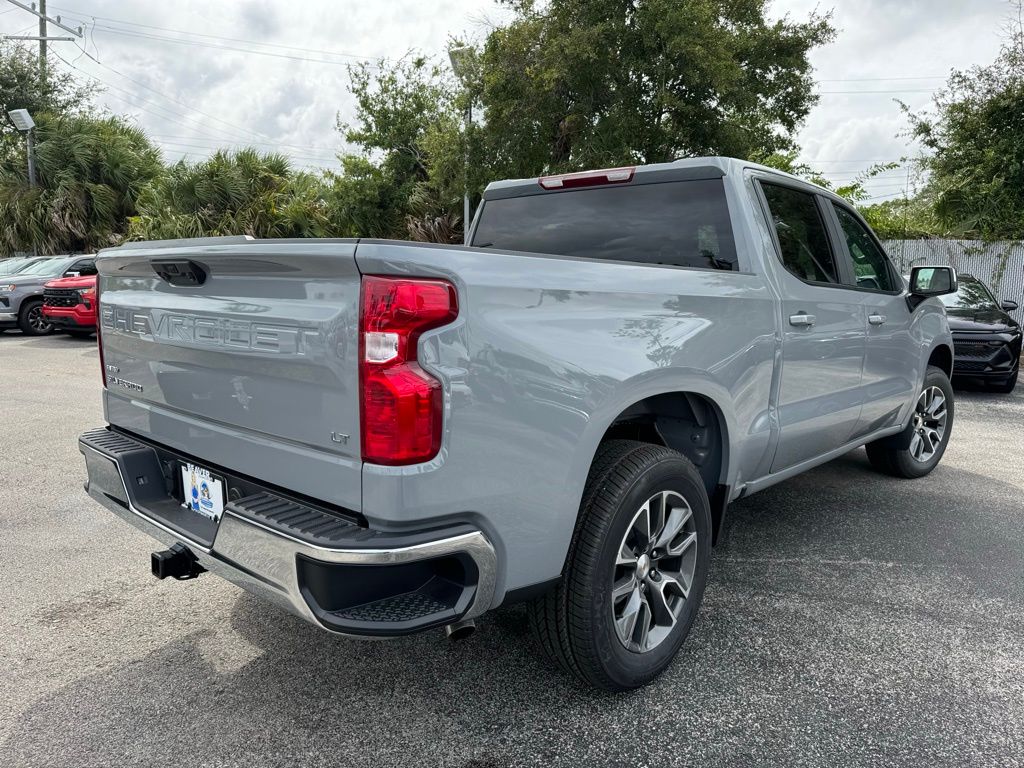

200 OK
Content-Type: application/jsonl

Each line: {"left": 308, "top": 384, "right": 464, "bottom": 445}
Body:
{"left": 988, "top": 369, "right": 1018, "bottom": 394}
{"left": 17, "top": 298, "right": 53, "bottom": 336}
{"left": 866, "top": 365, "right": 954, "bottom": 478}
{"left": 528, "top": 439, "right": 712, "bottom": 691}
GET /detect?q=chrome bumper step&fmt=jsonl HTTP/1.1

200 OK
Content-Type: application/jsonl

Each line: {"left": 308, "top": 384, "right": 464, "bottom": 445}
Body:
{"left": 79, "top": 427, "right": 497, "bottom": 636}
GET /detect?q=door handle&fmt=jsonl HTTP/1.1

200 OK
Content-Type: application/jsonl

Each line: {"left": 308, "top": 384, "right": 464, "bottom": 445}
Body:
{"left": 868, "top": 314, "right": 887, "bottom": 326}
{"left": 789, "top": 313, "right": 816, "bottom": 327}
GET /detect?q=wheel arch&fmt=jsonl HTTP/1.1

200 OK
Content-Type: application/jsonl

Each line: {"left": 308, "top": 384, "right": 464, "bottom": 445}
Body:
{"left": 927, "top": 342, "right": 953, "bottom": 379}
{"left": 574, "top": 381, "right": 736, "bottom": 548}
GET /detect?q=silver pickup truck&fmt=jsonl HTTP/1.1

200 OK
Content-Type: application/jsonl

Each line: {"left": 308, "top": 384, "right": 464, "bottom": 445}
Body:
{"left": 79, "top": 157, "right": 958, "bottom": 691}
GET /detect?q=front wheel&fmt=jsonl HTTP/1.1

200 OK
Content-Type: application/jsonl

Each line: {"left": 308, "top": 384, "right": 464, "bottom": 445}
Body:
{"left": 18, "top": 299, "right": 53, "bottom": 336}
{"left": 866, "top": 365, "right": 954, "bottom": 478}
{"left": 528, "top": 440, "right": 711, "bottom": 691}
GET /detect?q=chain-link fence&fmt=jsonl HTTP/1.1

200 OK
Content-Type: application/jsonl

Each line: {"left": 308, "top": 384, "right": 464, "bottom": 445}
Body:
{"left": 883, "top": 239, "right": 1024, "bottom": 315}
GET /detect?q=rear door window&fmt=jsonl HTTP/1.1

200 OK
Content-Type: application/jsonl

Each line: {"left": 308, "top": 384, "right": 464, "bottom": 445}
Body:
{"left": 760, "top": 183, "right": 841, "bottom": 285}
{"left": 472, "top": 179, "right": 738, "bottom": 271}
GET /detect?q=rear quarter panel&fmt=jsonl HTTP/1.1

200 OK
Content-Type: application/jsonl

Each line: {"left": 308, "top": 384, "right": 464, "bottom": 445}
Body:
{"left": 355, "top": 240, "right": 777, "bottom": 601}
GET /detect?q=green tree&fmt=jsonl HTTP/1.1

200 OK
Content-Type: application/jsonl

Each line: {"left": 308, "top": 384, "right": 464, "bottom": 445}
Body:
{"left": 904, "top": 29, "right": 1024, "bottom": 239}
{"left": 859, "top": 194, "right": 943, "bottom": 240}
{"left": 332, "top": 1, "right": 833, "bottom": 242}
{"left": 0, "top": 42, "right": 95, "bottom": 149}
{"left": 328, "top": 57, "right": 463, "bottom": 240}
{"left": 129, "top": 148, "right": 333, "bottom": 240}
{"left": 0, "top": 114, "right": 162, "bottom": 256}
{"left": 475, "top": 0, "right": 834, "bottom": 180}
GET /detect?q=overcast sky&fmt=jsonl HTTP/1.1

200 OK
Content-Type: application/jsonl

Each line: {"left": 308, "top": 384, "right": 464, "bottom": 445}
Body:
{"left": 0, "top": 0, "right": 1015, "bottom": 201}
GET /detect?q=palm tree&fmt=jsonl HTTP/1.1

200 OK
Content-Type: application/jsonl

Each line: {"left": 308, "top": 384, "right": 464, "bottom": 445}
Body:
{"left": 128, "top": 148, "right": 334, "bottom": 240}
{"left": 0, "top": 114, "right": 162, "bottom": 256}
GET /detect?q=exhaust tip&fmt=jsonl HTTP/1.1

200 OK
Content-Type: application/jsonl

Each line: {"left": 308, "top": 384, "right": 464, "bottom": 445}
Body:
{"left": 445, "top": 618, "right": 476, "bottom": 641}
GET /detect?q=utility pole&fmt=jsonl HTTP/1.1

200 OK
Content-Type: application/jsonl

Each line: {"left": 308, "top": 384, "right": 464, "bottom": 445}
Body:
{"left": 38, "top": 0, "right": 47, "bottom": 85}
{"left": 0, "top": 1, "right": 84, "bottom": 64}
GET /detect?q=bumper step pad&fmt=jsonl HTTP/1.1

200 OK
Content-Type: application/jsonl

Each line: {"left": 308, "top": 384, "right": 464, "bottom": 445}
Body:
{"left": 229, "top": 493, "right": 364, "bottom": 546}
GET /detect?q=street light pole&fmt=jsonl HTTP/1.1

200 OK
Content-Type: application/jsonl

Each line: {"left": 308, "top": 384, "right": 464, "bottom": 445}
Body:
{"left": 448, "top": 46, "right": 475, "bottom": 244}
{"left": 7, "top": 109, "right": 37, "bottom": 187}
{"left": 26, "top": 127, "right": 37, "bottom": 186}
{"left": 463, "top": 101, "right": 472, "bottom": 241}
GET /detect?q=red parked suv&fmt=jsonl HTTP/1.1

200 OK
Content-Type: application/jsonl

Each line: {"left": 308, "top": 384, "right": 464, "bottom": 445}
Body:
{"left": 42, "top": 274, "right": 97, "bottom": 336}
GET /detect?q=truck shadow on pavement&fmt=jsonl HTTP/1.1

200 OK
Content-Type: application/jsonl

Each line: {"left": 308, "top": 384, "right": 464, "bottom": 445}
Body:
{"left": 5, "top": 451, "right": 1024, "bottom": 767}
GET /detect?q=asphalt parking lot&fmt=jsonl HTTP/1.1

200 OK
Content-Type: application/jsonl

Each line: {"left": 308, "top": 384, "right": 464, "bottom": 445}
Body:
{"left": 1, "top": 331, "right": 1022, "bottom": 768}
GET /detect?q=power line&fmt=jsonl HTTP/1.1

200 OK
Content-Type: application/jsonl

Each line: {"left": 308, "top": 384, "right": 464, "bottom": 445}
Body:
{"left": 148, "top": 133, "right": 340, "bottom": 155}
{"left": 53, "top": 51, "right": 269, "bottom": 145}
{"left": 816, "top": 75, "right": 945, "bottom": 82}
{"left": 53, "top": 52, "right": 341, "bottom": 169}
{"left": 83, "top": 52, "right": 278, "bottom": 144}
{"left": 70, "top": 21, "right": 382, "bottom": 68}
{"left": 155, "top": 139, "right": 339, "bottom": 164}
{"left": 50, "top": 5, "right": 387, "bottom": 63}
{"left": 817, "top": 88, "right": 937, "bottom": 95}
{"left": 802, "top": 158, "right": 910, "bottom": 164}
{"left": 53, "top": 52, "right": 345, "bottom": 169}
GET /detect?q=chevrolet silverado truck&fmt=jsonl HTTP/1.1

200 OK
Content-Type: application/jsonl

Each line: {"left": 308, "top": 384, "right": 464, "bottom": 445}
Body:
{"left": 79, "top": 157, "right": 958, "bottom": 691}
{"left": 43, "top": 273, "right": 98, "bottom": 337}
{"left": 0, "top": 255, "right": 97, "bottom": 335}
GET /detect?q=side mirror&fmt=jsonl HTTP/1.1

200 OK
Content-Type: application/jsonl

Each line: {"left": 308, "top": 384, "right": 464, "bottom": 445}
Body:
{"left": 909, "top": 265, "right": 957, "bottom": 297}
{"left": 1001, "top": 299, "right": 1019, "bottom": 312}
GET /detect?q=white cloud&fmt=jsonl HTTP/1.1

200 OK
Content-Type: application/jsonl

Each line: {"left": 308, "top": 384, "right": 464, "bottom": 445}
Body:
{"left": 2, "top": 0, "right": 1012, "bottom": 199}
{"left": 774, "top": 0, "right": 1011, "bottom": 199}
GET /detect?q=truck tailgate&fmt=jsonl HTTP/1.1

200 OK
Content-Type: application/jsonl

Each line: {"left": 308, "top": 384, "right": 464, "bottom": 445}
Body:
{"left": 97, "top": 238, "right": 362, "bottom": 513}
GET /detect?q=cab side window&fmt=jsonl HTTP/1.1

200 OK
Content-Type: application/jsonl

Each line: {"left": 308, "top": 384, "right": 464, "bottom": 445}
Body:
{"left": 71, "top": 260, "right": 97, "bottom": 276}
{"left": 761, "top": 183, "right": 841, "bottom": 284}
{"left": 832, "top": 205, "right": 895, "bottom": 292}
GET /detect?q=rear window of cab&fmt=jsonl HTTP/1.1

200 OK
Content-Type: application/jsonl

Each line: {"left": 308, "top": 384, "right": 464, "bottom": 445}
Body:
{"left": 471, "top": 178, "right": 737, "bottom": 271}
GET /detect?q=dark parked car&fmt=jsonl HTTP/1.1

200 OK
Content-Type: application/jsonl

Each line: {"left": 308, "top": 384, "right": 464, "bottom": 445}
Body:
{"left": 942, "top": 274, "right": 1021, "bottom": 392}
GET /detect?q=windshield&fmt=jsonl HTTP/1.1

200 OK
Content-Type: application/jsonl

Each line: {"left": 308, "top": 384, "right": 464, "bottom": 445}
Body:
{"left": 0, "top": 259, "right": 31, "bottom": 275}
{"left": 940, "top": 276, "right": 999, "bottom": 311}
{"left": 16, "top": 257, "right": 74, "bottom": 277}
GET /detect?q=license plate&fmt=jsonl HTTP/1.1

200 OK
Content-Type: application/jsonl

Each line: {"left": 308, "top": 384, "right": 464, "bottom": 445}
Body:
{"left": 180, "top": 462, "right": 225, "bottom": 522}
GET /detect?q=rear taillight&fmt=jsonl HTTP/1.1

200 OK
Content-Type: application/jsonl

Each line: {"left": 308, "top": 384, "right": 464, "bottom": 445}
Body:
{"left": 359, "top": 275, "right": 458, "bottom": 465}
{"left": 96, "top": 282, "right": 106, "bottom": 388}
{"left": 538, "top": 166, "right": 635, "bottom": 190}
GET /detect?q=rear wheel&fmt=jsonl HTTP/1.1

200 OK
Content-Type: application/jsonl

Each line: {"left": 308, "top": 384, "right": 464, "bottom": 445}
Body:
{"left": 866, "top": 365, "right": 954, "bottom": 478}
{"left": 18, "top": 299, "right": 53, "bottom": 336}
{"left": 528, "top": 440, "right": 711, "bottom": 691}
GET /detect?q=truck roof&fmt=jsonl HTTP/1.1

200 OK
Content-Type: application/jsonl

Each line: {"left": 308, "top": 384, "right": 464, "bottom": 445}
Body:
{"left": 482, "top": 156, "right": 811, "bottom": 201}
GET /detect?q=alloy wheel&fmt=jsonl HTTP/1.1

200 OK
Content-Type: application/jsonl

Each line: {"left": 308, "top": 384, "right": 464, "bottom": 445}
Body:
{"left": 909, "top": 385, "right": 947, "bottom": 463}
{"left": 611, "top": 489, "right": 698, "bottom": 652}
{"left": 27, "top": 304, "right": 52, "bottom": 334}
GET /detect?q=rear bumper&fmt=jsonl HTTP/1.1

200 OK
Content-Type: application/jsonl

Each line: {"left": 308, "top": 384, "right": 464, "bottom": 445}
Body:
{"left": 79, "top": 427, "right": 497, "bottom": 637}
